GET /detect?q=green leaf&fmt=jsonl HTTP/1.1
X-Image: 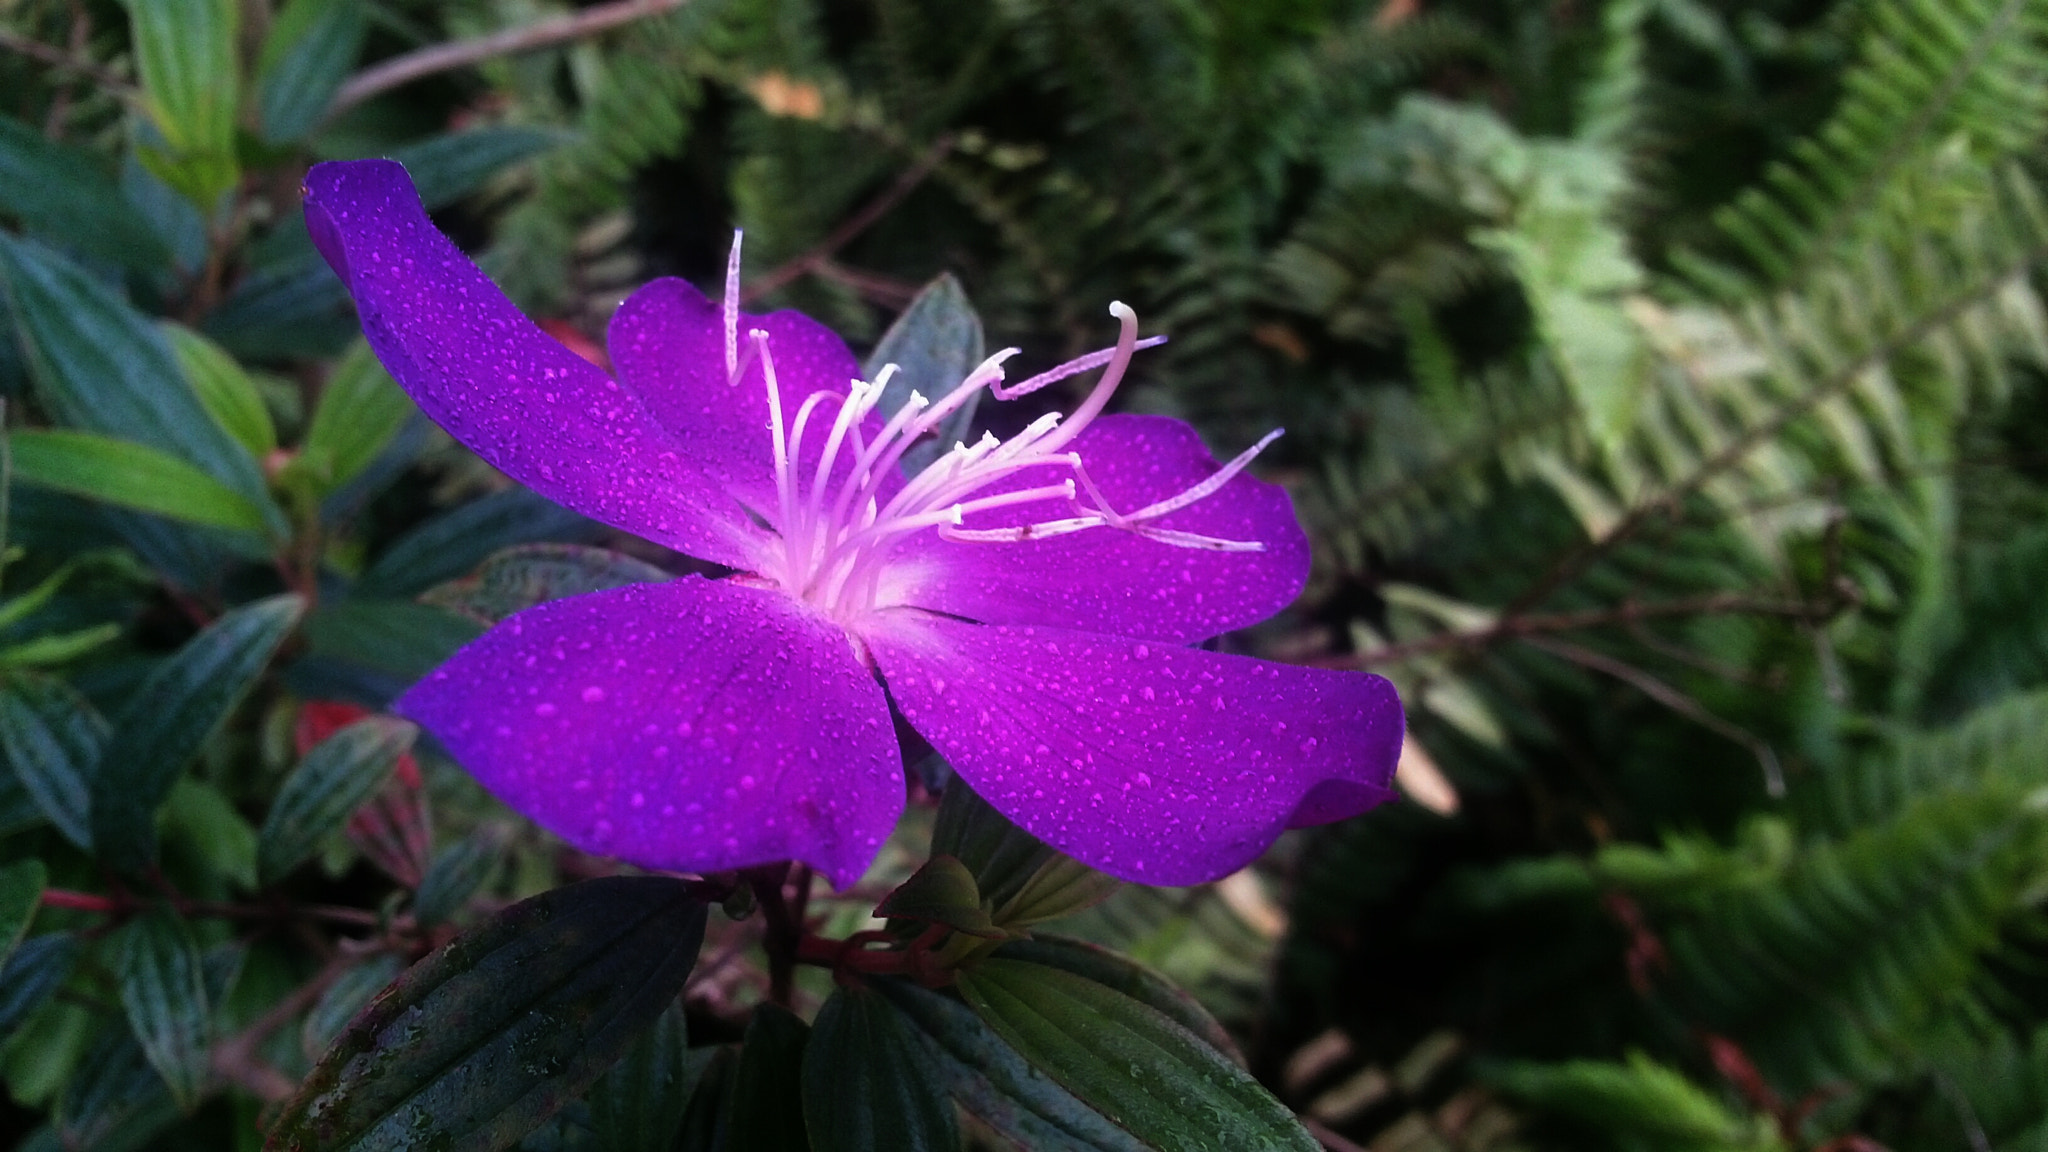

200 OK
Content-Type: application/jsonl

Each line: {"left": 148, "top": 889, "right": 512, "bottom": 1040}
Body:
{"left": 0, "top": 933, "right": 79, "bottom": 1043}
{"left": 0, "top": 117, "right": 171, "bottom": 274}
{"left": 863, "top": 274, "right": 988, "bottom": 475}
{"left": 414, "top": 823, "right": 510, "bottom": 927}
{"left": 0, "top": 670, "right": 104, "bottom": 850}
{"left": 91, "top": 594, "right": 305, "bottom": 872}
{"left": 674, "top": 1046, "right": 736, "bottom": 1152}
{"left": 303, "top": 599, "right": 483, "bottom": 681}
{"left": 803, "top": 984, "right": 960, "bottom": 1152}
{"left": 591, "top": 1002, "right": 704, "bottom": 1152}
{"left": 421, "top": 543, "right": 670, "bottom": 625}
{"left": 357, "top": 492, "right": 599, "bottom": 600}
{"left": 726, "top": 1004, "right": 810, "bottom": 1152}
{"left": 120, "top": 0, "right": 241, "bottom": 205}
{"left": 0, "top": 623, "right": 123, "bottom": 668}
{"left": 163, "top": 324, "right": 277, "bottom": 458}
{"left": 0, "top": 858, "right": 45, "bottom": 969}
{"left": 992, "top": 936, "right": 1239, "bottom": 1063}
{"left": 299, "top": 341, "right": 417, "bottom": 497}
{"left": 933, "top": 777, "right": 1055, "bottom": 909}
{"left": 118, "top": 909, "right": 211, "bottom": 1110}
{"left": 388, "top": 128, "right": 569, "bottom": 210}
{"left": 300, "top": 954, "right": 403, "bottom": 1061}
{"left": 162, "top": 778, "right": 260, "bottom": 890}
{"left": 993, "top": 857, "right": 1119, "bottom": 930}
{"left": 255, "top": 0, "right": 366, "bottom": 143}
{"left": 9, "top": 430, "right": 272, "bottom": 532}
{"left": 269, "top": 876, "right": 709, "bottom": 1152}
{"left": 877, "top": 855, "right": 1003, "bottom": 939}
{"left": 955, "top": 960, "right": 1316, "bottom": 1152}
{"left": 0, "top": 235, "right": 275, "bottom": 516}
{"left": 259, "top": 716, "right": 416, "bottom": 884}
{"left": 873, "top": 978, "right": 1144, "bottom": 1152}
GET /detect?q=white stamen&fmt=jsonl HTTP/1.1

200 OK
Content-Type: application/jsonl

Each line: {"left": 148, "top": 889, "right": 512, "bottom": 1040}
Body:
{"left": 724, "top": 230, "right": 742, "bottom": 381}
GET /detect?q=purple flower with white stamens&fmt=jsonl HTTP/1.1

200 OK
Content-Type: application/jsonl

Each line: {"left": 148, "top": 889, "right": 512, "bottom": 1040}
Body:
{"left": 303, "top": 159, "right": 1403, "bottom": 888}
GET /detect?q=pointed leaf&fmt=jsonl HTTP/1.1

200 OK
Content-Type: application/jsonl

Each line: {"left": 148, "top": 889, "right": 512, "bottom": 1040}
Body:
{"left": 864, "top": 274, "right": 987, "bottom": 475}
{"left": 121, "top": 0, "right": 241, "bottom": 205}
{"left": 118, "top": 909, "right": 211, "bottom": 1110}
{"left": 300, "top": 340, "right": 416, "bottom": 497}
{"left": 356, "top": 491, "right": 599, "bottom": 599}
{"left": 591, "top": 1002, "right": 704, "bottom": 1152}
{"left": 255, "top": 0, "right": 365, "bottom": 143}
{"left": 803, "top": 984, "right": 960, "bottom": 1152}
{"left": 873, "top": 978, "right": 1144, "bottom": 1152}
{"left": 388, "top": 128, "right": 568, "bottom": 210}
{"left": 0, "top": 671, "right": 104, "bottom": 850}
{"left": 91, "top": 594, "right": 305, "bottom": 872}
{"left": 269, "top": 876, "right": 708, "bottom": 1152}
{"left": 993, "top": 936, "right": 1239, "bottom": 1063}
{"left": 726, "top": 1004, "right": 810, "bottom": 1152}
{"left": 0, "top": 932, "right": 80, "bottom": 1043}
{"left": 0, "top": 858, "right": 44, "bottom": 968}
{"left": 0, "top": 118, "right": 170, "bottom": 273}
{"left": 955, "top": 960, "right": 1316, "bottom": 1152}
{"left": 259, "top": 716, "right": 416, "bottom": 884}
{"left": 993, "top": 857, "right": 1119, "bottom": 929}
{"left": 9, "top": 430, "right": 272, "bottom": 532}
{"left": 877, "top": 855, "right": 1002, "bottom": 938}
{"left": 164, "top": 324, "right": 277, "bottom": 457}
{"left": 300, "top": 954, "right": 403, "bottom": 1062}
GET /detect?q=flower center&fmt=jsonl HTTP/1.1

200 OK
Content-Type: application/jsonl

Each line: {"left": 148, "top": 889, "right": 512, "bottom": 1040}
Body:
{"left": 718, "top": 236, "right": 1280, "bottom": 623}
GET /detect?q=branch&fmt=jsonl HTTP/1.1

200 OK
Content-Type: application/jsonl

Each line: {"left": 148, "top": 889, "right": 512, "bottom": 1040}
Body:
{"left": 327, "top": 0, "right": 690, "bottom": 117}
{"left": 0, "top": 27, "right": 136, "bottom": 99}
{"left": 742, "top": 136, "right": 955, "bottom": 303}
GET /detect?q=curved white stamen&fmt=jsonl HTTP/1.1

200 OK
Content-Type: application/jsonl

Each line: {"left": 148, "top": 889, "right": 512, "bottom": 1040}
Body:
{"left": 993, "top": 334, "right": 1169, "bottom": 400}
{"left": 724, "top": 230, "right": 743, "bottom": 380}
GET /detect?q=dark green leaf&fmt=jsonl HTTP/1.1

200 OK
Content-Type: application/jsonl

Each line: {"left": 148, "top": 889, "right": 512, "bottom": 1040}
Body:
{"left": 91, "top": 594, "right": 305, "bottom": 872}
{"left": 0, "top": 118, "right": 170, "bottom": 273}
{"left": 421, "top": 543, "right": 671, "bottom": 625}
{"left": 0, "top": 933, "right": 79, "bottom": 1042}
{"left": 674, "top": 1046, "right": 735, "bottom": 1152}
{"left": 590, "top": 1002, "right": 703, "bottom": 1152}
{"left": 358, "top": 492, "right": 601, "bottom": 599}
{"left": 388, "top": 128, "right": 569, "bottom": 210}
{"left": 933, "top": 777, "right": 1054, "bottom": 909}
{"left": 992, "top": 937, "right": 1239, "bottom": 1063}
{"left": 414, "top": 823, "right": 510, "bottom": 927}
{"left": 301, "top": 954, "right": 404, "bottom": 1061}
{"left": 877, "top": 855, "right": 1003, "bottom": 939}
{"left": 0, "top": 858, "right": 45, "bottom": 968}
{"left": 164, "top": 324, "right": 277, "bottom": 457}
{"left": 955, "top": 960, "right": 1316, "bottom": 1152}
{"left": 9, "top": 430, "right": 273, "bottom": 532}
{"left": 863, "top": 274, "right": 987, "bottom": 475}
{"left": 0, "top": 670, "right": 105, "bottom": 850}
{"left": 259, "top": 716, "right": 417, "bottom": 884}
{"left": 298, "top": 341, "right": 417, "bottom": 497}
{"left": 992, "top": 857, "right": 1120, "bottom": 930}
{"left": 58, "top": 1006, "right": 184, "bottom": 1152}
{"left": 304, "top": 600, "right": 485, "bottom": 681}
{"left": 726, "top": 1004, "right": 810, "bottom": 1152}
{"left": 803, "top": 984, "right": 960, "bottom": 1152}
{"left": 873, "top": 978, "right": 1144, "bottom": 1152}
{"left": 121, "top": 0, "right": 240, "bottom": 205}
{"left": 161, "top": 778, "right": 260, "bottom": 889}
{"left": 202, "top": 225, "right": 360, "bottom": 361}
{"left": 118, "top": 908, "right": 211, "bottom": 1110}
{"left": 0, "top": 234, "right": 281, "bottom": 534}
{"left": 269, "top": 876, "right": 709, "bottom": 1152}
{"left": 255, "top": 0, "right": 366, "bottom": 143}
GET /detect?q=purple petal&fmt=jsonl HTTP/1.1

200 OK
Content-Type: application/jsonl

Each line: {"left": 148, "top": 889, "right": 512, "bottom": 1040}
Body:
{"left": 395, "top": 576, "right": 903, "bottom": 887}
{"left": 303, "top": 160, "right": 769, "bottom": 570}
{"left": 862, "top": 610, "right": 1401, "bottom": 885}
{"left": 881, "top": 415, "right": 1310, "bottom": 644}
{"left": 608, "top": 278, "right": 899, "bottom": 527}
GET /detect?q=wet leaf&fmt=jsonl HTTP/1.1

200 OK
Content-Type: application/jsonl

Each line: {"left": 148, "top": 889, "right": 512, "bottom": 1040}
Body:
{"left": 259, "top": 716, "right": 417, "bottom": 884}
{"left": 301, "top": 954, "right": 403, "bottom": 1062}
{"left": 421, "top": 543, "right": 670, "bottom": 625}
{"left": 955, "top": 959, "right": 1316, "bottom": 1152}
{"left": 993, "top": 857, "right": 1120, "bottom": 929}
{"left": 725, "top": 1004, "right": 810, "bottom": 1152}
{"left": 590, "top": 1002, "right": 704, "bottom": 1152}
{"left": 803, "top": 983, "right": 960, "bottom": 1152}
{"left": 269, "top": 876, "right": 708, "bottom": 1152}
{"left": 357, "top": 493, "right": 600, "bottom": 600}
{"left": 993, "top": 936, "right": 1239, "bottom": 1062}
{"left": 118, "top": 909, "right": 211, "bottom": 1110}
{"left": 414, "top": 823, "right": 510, "bottom": 927}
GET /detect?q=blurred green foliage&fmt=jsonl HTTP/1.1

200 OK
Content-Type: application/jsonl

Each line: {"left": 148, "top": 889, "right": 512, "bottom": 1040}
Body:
{"left": 0, "top": 0, "right": 2045, "bottom": 1149}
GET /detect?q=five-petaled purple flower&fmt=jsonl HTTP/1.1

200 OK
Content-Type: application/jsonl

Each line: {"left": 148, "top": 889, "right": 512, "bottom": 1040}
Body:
{"left": 302, "top": 159, "right": 1402, "bottom": 888}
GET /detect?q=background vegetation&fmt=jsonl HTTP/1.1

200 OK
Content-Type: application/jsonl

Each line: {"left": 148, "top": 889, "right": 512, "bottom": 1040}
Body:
{"left": 0, "top": 0, "right": 2043, "bottom": 1148}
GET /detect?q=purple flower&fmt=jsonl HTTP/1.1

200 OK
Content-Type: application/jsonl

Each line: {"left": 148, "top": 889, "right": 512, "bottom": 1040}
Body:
{"left": 302, "top": 159, "right": 1403, "bottom": 888}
